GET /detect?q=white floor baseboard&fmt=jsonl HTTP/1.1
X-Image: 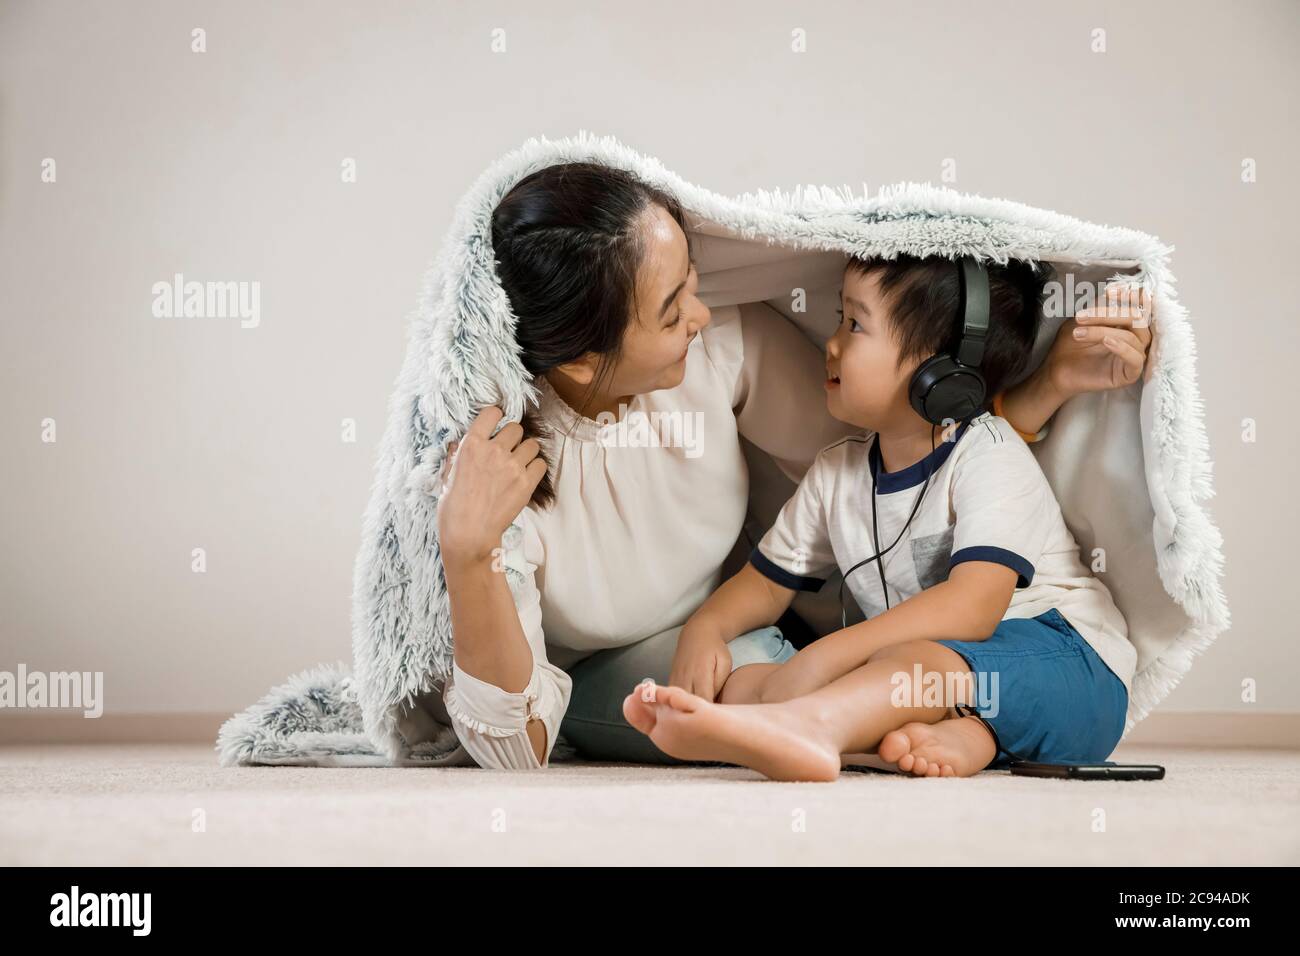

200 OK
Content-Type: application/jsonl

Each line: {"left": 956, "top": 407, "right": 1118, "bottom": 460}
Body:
{"left": 0, "top": 712, "right": 229, "bottom": 744}
{"left": 1, "top": 710, "right": 1297, "bottom": 749}
{"left": 1121, "top": 711, "right": 1300, "bottom": 750}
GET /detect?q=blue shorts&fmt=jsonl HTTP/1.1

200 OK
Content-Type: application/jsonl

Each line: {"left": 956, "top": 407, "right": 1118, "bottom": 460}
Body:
{"left": 935, "top": 609, "right": 1129, "bottom": 769}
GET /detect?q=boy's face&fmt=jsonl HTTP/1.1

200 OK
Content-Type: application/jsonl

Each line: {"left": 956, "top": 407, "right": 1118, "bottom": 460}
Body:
{"left": 824, "top": 268, "right": 921, "bottom": 431}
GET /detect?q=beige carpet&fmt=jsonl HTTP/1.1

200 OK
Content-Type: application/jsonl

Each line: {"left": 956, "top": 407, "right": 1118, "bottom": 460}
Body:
{"left": 2, "top": 743, "right": 1297, "bottom": 865}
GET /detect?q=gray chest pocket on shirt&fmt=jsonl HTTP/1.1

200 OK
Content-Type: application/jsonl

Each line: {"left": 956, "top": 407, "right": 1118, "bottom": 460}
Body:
{"left": 910, "top": 527, "right": 955, "bottom": 591}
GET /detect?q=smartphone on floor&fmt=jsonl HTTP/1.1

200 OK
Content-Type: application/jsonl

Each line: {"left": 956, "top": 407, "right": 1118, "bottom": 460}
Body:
{"left": 1009, "top": 761, "right": 1165, "bottom": 780}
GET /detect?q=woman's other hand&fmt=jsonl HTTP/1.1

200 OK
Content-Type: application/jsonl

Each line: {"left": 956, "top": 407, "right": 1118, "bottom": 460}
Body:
{"left": 1046, "top": 284, "right": 1154, "bottom": 395}
{"left": 1002, "top": 284, "right": 1155, "bottom": 436}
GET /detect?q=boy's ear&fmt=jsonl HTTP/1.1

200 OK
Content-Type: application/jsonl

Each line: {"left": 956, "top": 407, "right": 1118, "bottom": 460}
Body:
{"left": 552, "top": 353, "right": 599, "bottom": 386}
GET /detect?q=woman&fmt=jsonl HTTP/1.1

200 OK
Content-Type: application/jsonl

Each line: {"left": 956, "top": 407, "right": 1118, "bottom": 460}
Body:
{"left": 434, "top": 162, "right": 1152, "bottom": 770}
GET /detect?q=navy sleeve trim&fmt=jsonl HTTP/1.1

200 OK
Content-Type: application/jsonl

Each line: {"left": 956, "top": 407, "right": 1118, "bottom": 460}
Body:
{"left": 748, "top": 546, "right": 826, "bottom": 593}
{"left": 949, "top": 546, "right": 1034, "bottom": 588}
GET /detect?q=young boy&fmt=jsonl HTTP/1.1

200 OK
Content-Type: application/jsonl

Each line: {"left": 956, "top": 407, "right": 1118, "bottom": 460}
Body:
{"left": 622, "top": 254, "right": 1136, "bottom": 780}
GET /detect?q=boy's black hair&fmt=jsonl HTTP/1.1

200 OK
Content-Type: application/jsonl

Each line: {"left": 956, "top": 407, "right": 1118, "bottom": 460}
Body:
{"left": 845, "top": 254, "right": 1049, "bottom": 402}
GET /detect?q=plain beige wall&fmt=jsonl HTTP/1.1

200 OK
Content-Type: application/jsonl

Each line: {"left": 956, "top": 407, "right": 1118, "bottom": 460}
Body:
{"left": 1, "top": 0, "right": 1296, "bottom": 719}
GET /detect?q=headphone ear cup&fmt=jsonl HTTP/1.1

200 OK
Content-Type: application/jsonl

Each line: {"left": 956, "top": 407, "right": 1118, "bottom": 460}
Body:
{"left": 944, "top": 370, "right": 987, "bottom": 422}
{"left": 909, "top": 355, "right": 987, "bottom": 425}
{"left": 908, "top": 354, "right": 954, "bottom": 423}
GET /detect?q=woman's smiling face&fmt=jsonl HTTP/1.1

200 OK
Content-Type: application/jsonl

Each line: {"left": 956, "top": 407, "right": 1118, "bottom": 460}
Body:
{"left": 597, "top": 204, "right": 712, "bottom": 396}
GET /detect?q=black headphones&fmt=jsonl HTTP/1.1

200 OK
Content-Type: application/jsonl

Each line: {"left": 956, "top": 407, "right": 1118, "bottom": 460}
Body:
{"left": 907, "top": 256, "right": 990, "bottom": 426}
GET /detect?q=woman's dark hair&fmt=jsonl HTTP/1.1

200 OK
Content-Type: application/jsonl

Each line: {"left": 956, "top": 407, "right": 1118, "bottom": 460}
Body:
{"left": 491, "top": 161, "right": 689, "bottom": 508}
{"left": 845, "top": 254, "right": 1048, "bottom": 402}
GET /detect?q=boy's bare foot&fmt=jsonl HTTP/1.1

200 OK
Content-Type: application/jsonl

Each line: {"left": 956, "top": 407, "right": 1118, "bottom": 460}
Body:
{"left": 622, "top": 681, "right": 841, "bottom": 781}
{"left": 877, "top": 715, "right": 997, "bottom": 777}
{"left": 622, "top": 680, "right": 658, "bottom": 734}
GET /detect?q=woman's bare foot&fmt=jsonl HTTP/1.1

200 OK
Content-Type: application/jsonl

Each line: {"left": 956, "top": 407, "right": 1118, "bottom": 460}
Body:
{"left": 877, "top": 715, "right": 997, "bottom": 777}
{"left": 622, "top": 681, "right": 841, "bottom": 781}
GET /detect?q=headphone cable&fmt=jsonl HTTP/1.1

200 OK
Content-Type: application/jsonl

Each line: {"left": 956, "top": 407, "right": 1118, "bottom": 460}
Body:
{"left": 839, "top": 424, "right": 939, "bottom": 629}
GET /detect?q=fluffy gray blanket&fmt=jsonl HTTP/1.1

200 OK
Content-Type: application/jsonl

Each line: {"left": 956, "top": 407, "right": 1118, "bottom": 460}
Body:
{"left": 217, "top": 132, "right": 1228, "bottom": 768}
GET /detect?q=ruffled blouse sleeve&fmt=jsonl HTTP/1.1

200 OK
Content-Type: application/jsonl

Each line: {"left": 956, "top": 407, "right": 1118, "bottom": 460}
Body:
{"left": 441, "top": 509, "right": 572, "bottom": 769}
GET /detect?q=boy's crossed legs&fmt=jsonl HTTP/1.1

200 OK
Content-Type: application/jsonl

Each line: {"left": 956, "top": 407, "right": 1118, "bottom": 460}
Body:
{"left": 622, "top": 640, "right": 996, "bottom": 781}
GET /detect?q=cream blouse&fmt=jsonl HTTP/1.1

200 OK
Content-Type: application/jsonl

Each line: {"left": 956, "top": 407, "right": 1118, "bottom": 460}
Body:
{"left": 440, "top": 302, "right": 856, "bottom": 769}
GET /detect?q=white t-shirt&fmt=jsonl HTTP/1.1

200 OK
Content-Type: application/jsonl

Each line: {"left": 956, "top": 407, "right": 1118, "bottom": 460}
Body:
{"left": 751, "top": 412, "right": 1136, "bottom": 691}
